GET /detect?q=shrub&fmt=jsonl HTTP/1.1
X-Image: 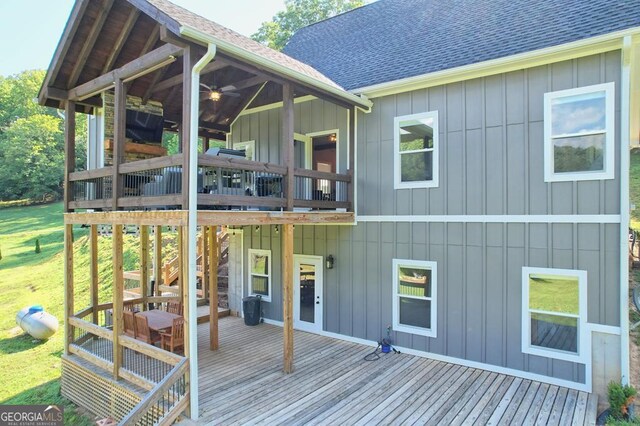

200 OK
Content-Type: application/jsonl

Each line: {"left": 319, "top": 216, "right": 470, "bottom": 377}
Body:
{"left": 608, "top": 381, "right": 637, "bottom": 420}
{"left": 35, "top": 239, "right": 41, "bottom": 254}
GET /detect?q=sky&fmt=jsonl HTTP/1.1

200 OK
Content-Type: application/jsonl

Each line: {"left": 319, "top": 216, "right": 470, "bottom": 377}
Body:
{"left": 0, "top": 0, "right": 286, "bottom": 77}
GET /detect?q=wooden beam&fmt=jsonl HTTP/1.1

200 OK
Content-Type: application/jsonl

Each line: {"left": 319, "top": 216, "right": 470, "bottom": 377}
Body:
{"left": 140, "top": 225, "right": 149, "bottom": 310}
{"left": 154, "top": 225, "right": 162, "bottom": 296}
{"left": 141, "top": 25, "right": 161, "bottom": 56}
{"left": 113, "top": 223, "right": 124, "bottom": 379}
{"left": 112, "top": 79, "right": 126, "bottom": 211}
{"left": 64, "top": 210, "right": 188, "bottom": 226}
{"left": 151, "top": 60, "right": 227, "bottom": 95}
{"left": 64, "top": 224, "right": 74, "bottom": 355}
{"left": 208, "top": 82, "right": 265, "bottom": 126}
{"left": 90, "top": 225, "right": 99, "bottom": 325}
{"left": 282, "top": 223, "right": 294, "bottom": 373}
{"left": 202, "top": 227, "right": 209, "bottom": 301}
{"left": 67, "top": 0, "right": 115, "bottom": 89}
{"left": 38, "top": 0, "right": 89, "bottom": 105}
{"left": 182, "top": 46, "right": 195, "bottom": 209}
{"left": 164, "top": 114, "right": 231, "bottom": 133}
{"left": 68, "top": 43, "right": 182, "bottom": 101}
{"left": 64, "top": 101, "right": 76, "bottom": 212}
{"left": 282, "top": 83, "right": 295, "bottom": 211}
{"left": 178, "top": 227, "right": 184, "bottom": 298}
{"left": 101, "top": 8, "right": 140, "bottom": 74}
{"left": 160, "top": 25, "right": 188, "bottom": 48}
{"left": 141, "top": 65, "right": 170, "bottom": 104}
{"left": 196, "top": 211, "right": 355, "bottom": 226}
{"left": 208, "top": 226, "right": 219, "bottom": 350}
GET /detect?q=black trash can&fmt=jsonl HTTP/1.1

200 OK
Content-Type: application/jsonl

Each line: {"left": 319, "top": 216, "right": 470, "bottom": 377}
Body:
{"left": 242, "top": 296, "right": 261, "bottom": 326}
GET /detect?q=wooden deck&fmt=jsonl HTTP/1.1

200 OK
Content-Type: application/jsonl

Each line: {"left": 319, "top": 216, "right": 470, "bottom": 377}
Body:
{"left": 183, "top": 317, "right": 597, "bottom": 425}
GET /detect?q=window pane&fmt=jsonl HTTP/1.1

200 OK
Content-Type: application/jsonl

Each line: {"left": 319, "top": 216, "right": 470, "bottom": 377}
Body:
{"left": 251, "top": 254, "right": 268, "bottom": 275}
{"left": 399, "top": 118, "right": 434, "bottom": 152}
{"left": 251, "top": 276, "right": 269, "bottom": 296}
{"left": 529, "top": 273, "right": 579, "bottom": 315}
{"left": 398, "top": 267, "right": 431, "bottom": 297}
{"left": 399, "top": 297, "right": 431, "bottom": 329}
{"left": 530, "top": 312, "right": 577, "bottom": 353}
{"left": 400, "top": 151, "right": 433, "bottom": 182}
{"left": 551, "top": 91, "right": 606, "bottom": 135}
{"left": 553, "top": 134, "right": 604, "bottom": 173}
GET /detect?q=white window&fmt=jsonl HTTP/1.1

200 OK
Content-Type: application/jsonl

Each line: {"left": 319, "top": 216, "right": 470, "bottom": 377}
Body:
{"left": 394, "top": 111, "right": 439, "bottom": 189}
{"left": 392, "top": 259, "right": 437, "bottom": 337}
{"left": 248, "top": 249, "right": 271, "bottom": 302}
{"left": 521, "top": 267, "right": 588, "bottom": 363}
{"left": 543, "top": 82, "right": 615, "bottom": 182}
{"left": 233, "top": 140, "right": 256, "bottom": 161}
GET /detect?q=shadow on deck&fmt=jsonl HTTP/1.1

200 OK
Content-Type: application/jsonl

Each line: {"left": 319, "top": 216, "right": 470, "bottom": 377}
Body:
{"left": 185, "top": 317, "right": 597, "bottom": 425}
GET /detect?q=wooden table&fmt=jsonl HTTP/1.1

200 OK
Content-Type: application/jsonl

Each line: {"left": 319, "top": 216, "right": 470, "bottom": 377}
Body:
{"left": 136, "top": 310, "right": 181, "bottom": 332}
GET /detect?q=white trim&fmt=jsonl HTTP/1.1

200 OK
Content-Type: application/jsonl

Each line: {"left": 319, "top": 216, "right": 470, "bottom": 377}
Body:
{"left": 293, "top": 254, "right": 324, "bottom": 333}
{"left": 248, "top": 248, "right": 272, "bottom": 302}
{"left": 294, "top": 133, "right": 312, "bottom": 169}
{"left": 259, "top": 319, "right": 590, "bottom": 392}
{"left": 620, "top": 35, "right": 633, "bottom": 385}
{"left": 521, "top": 267, "right": 589, "bottom": 364}
{"left": 392, "top": 259, "right": 437, "bottom": 338}
{"left": 352, "top": 28, "right": 640, "bottom": 99}
{"left": 238, "top": 95, "right": 317, "bottom": 117}
{"left": 589, "top": 323, "right": 621, "bottom": 335}
{"left": 306, "top": 129, "right": 341, "bottom": 201}
{"left": 394, "top": 111, "right": 439, "bottom": 189}
{"left": 543, "top": 83, "right": 615, "bottom": 182}
{"left": 357, "top": 214, "right": 621, "bottom": 224}
{"left": 228, "top": 229, "right": 244, "bottom": 317}
{"left": 229, "top": 82, "right": 267, "bottom": 128}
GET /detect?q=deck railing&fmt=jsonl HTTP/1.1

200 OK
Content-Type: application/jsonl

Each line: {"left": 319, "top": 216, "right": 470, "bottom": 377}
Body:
{"left": 68, "top": 153, "right": 352, "bottom": 211}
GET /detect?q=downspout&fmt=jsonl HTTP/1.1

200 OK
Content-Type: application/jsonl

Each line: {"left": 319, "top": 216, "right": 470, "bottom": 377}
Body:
{"left": 184, "top": 37, "right": 217, "bottom": 420}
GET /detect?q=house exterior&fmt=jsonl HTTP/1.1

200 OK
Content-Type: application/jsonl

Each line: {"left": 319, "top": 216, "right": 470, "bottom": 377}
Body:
{"left": 39, "top": 0, "right": 640, "bottom": 422}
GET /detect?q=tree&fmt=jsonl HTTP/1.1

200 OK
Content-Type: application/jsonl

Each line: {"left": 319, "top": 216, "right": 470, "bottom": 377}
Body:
{"left": 252, "top": 0, "right": 364, "bottom": 51}
{"left": 0, "top": 115, "right": 65, "bottom": 200}
{"left": 0, "top": 70, "right": 58, "bottom": 131}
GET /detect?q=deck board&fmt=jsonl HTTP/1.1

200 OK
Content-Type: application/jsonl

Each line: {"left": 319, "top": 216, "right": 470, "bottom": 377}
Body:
{"left": 184, "top": 317, "right": 596, "bottom": 425}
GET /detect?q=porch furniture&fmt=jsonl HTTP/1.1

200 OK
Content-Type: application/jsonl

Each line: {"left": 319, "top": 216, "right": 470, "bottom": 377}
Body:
{"left": 123, "top": 310, "right": 136, "bottom": 337}
{"left": 160, "top": 317, "right": 185, "bottom": 353}
{"left": 166, "top": 301, "right": 182, "bottom": 315}
{"left": 136, "top": 310, "right": 182, "bottom": 333}
{"left": 134, "top": 314, "right": 161, "bottom": 345}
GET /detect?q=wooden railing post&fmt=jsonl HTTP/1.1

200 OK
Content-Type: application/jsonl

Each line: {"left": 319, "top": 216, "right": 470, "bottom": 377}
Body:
{"left": 282, "top": 82, "right": 294, "bottom": 211}
{"left": 113, "top": 224, "right": 124, "bottom": 379}
{"left": 90, "top": 225, "right": 99, "bottom": 324}
{"left": 64, "top": 224, "right": 74, "bottom": 354}
{"left": 154, "top": 225, "right": 162, "bottom": 297}
{"left": 208, "top": 225, "right": 219, "bottom": 350}
{"left": 64, "top": 101, "right": 76, "bottom": 213}
{"left": 112, "top": 79, "right": 126, "bottom": 211}
{"left": 140, "top": 225, "right": 149, "bottom": 310}
{"left": 282, "top": 223, "right": 294, "bottom": 373}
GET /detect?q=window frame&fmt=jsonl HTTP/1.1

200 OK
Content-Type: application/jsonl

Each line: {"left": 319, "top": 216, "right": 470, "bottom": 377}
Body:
{"left": 543, "top": 82, "right": 615, "bottom": 182}
{"left": 392, "top": 259, "right": 437, "bottom": 337}
{"left": 521, "top": 267, "right": 588, "bottom": 364}
{"left": 394, "top": 111, "right": 439, "bottom": 189}
{"left": 248, "top": 248, "right": 272, "bottom": 302}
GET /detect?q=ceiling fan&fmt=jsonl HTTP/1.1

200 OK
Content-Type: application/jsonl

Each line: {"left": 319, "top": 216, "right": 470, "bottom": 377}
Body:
{"left": 199, "top": 82, "right": 241, "bottom": 102}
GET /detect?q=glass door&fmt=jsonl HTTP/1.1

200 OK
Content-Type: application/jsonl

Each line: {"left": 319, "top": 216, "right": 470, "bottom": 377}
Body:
{"left": 293, "top": 255, "right": 323, "bottom": 333}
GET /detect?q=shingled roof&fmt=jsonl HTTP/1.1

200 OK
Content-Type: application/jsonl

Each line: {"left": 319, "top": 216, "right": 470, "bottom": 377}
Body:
{"left": 283, "top": 0, "right": 640, "bottom": 91}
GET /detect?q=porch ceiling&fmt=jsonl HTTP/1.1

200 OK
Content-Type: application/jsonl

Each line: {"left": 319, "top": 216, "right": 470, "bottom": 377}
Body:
{"left": 39, "top": 0, "right": 369, "bottom": 136}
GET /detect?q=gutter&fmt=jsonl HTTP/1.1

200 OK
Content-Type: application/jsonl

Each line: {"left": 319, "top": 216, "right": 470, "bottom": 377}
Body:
{"left": 182, "top": 31, "right": 218, "bottom": 421}
{"left": 179, "top": 25, "right": 372, "bottom": 112}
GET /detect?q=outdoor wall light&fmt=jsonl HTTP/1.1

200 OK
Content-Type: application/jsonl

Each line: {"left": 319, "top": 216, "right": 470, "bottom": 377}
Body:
{"left": 255, "top": 225, "right": 260, "bottom": 233}
{"left": 326, "top": 255, "right": 335, "bottom": 269}
{"left": 274, "top": 225, "right": 279, "bottom": 234}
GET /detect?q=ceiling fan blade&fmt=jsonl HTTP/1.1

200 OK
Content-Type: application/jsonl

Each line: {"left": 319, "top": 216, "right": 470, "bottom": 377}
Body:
{"left": 220, "top": 85, "right": 237, "bottom": 93}
{"left": 199, "top": 83, "right": 212, "bottom": 90}
{"left": 225, "top": 92, "right": 241, "bottom": 97}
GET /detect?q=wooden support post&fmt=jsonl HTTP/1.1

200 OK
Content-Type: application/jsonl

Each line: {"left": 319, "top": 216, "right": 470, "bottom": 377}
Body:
{"left": 113, "top": 79, "right": 126, "bottom": 211}
{"left": 112, "top": 224, "right": 124, "bottom": 379}
{"left": 348, "top": 107, "right": 356, "bottom": 211}
{"left": 140, "top": 225, "right": 149, "bottom": 310}
{"left": 282, "top": 223, "right": 294, "bottom": 373}
{"left": 64, "top": 224, "right": 74, "bottom": 354}
{"left": 90, "top": 224, "right": 99, "bottom": 324}
{"left": 178, "top": 227, "right": 184, "bottom": 297}
{"left": 181, "top": 46, "right": 194, "bottom": 209}
{"left": 64, "top": 101, "right": 76, "bottom": 212}
{"left": 202, "top": 227, "right": 209, "bottom": 302}
{"left": 154, "top": 225, "right": 162, "bottom": 297}
{"left": 208, "top": 226, "right": 219, "bottom": 350}
{"left": 282, "top": 83, "right": 295, "bottom": 211}
{"left": 203, "top": 137, "right": 210, "bottom": 153}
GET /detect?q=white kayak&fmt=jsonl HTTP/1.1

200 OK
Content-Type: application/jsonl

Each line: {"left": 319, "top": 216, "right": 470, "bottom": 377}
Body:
{"left": 16, "top": 305, "right": 59, "bottom": 340}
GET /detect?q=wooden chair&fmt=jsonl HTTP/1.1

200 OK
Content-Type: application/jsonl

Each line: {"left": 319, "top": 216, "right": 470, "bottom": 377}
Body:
{"left": 167, "top": 301, "right": 182, "bottom": 315}
{"left": 134, "top": 315, "right": 161, "bottom": 345}
{"left": 123, "top": 310, "right": 136, "bottom": 338}
{"left": 160, "top": 317, "right": 185, "bottom": 353}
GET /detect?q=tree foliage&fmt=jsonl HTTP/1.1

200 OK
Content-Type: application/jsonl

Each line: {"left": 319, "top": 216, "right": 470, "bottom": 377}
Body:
{"left": 252, "top": 0, "right": 364, "bottom": 51}
{"left": 0, "top": 70, "right": 87, "bottom": 201}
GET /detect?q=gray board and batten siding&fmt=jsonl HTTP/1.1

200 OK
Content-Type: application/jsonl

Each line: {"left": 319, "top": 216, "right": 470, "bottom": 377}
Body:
{"left": 232, "top": 52, "right": 623, "bottom": 388}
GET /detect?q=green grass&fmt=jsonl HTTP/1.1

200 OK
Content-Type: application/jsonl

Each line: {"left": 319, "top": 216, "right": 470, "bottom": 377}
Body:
{"left": 529, "top": 274, "right": 579, "bottom": 315}
{"left": 631, "top": 150, "right": 640, "bottom": 231}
